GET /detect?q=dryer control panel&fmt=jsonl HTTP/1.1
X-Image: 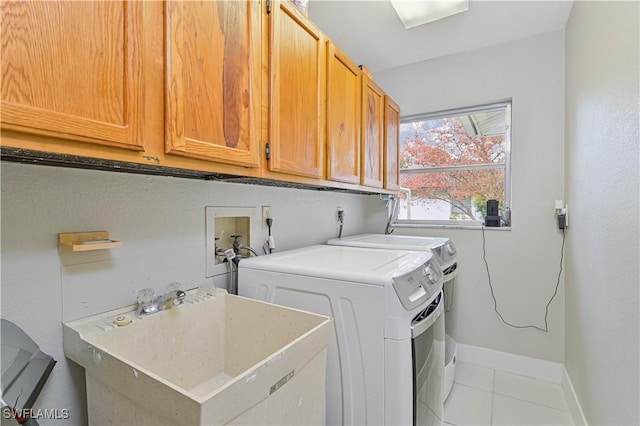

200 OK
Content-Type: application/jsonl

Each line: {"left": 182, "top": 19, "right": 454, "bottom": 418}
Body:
{"left": 392, "top": 258, "right": 443, "bottom": 311}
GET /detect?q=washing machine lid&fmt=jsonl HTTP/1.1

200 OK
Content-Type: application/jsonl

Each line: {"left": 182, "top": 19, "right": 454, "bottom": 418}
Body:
{"left": 328, "top": 233, "right": 458, "bottom": 271}
{"left": 328, "top": 233, "right": 449, "bottom": 251}
{"left": 238, "top": 245, "right": 432, "bottom": 286}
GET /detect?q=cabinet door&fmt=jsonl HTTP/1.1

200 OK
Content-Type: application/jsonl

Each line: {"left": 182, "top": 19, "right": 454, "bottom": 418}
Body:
{"left": 326, "top": 42, "right": 361, "bottom": 184}
{"left": 1, "top": 1, "right": 145, "bottom": 150}
{"left": 269, "top": 0, "right": 325, "bottom": 178}
{"left": 165, "top": 1, "right": 260, "bottom": 168}
{"left": 361, "top": 77, "right": 385, "bottom": 188}
{"left": 384, "top": 97, "right": 401, "bottom": 191}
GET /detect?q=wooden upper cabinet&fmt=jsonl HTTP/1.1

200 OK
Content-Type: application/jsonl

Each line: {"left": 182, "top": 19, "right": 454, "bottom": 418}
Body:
{"left": 384, "top": 96, "right": 401, "bottom": 191}
{"left": 361, "top": 76, "right": 385, "bottom": 188}
{"left": 268, "top": 0, "right": 325, "bottom": 179}
{"left": 1, "top": 1, "right": 145, "bottom": 150}
{"left": 165, "top": 1, "right": 261, "bottom": 168}
{"left": 326, "top": 42, "right": 361, "bottom": 185}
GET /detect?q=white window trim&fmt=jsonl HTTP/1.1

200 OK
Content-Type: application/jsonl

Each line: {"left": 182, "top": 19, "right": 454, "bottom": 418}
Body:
{"left": 391, "top": 220, "right": 512, "bottom": 231}
{"left": 394, "top": 100, "right": 512, "bottom": 229}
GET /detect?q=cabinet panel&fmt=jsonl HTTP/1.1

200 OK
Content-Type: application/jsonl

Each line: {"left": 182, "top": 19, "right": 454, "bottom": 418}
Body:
{"left": 268, "top": 0, "right": 325, "bottom": 178}
{"left": 165, "top": 0, "right": 260, "bottom": 168}
{"left": 1, "top": 1, "right": 145, "bottom": 150}
{"left": 361, "top": 77, "right": 384, "bottom": 188}
{"left": 384, "top": 97, "right": 400, "bottom": 191}
{"left": 326, "top": 42, "right": 361, "bottom": 184}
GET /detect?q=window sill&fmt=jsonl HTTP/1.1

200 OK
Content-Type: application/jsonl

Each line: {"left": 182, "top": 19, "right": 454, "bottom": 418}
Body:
{"left": 392, "top": 222, "right": 511, "bottom": 231}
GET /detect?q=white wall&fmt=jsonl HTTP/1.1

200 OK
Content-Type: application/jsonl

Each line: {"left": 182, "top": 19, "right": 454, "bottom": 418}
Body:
{"left": 372, "top": 30, "right": 566, "bottom": 362}
{"left": 564, "top": 2, "right": 640, "bottom": 424}
{"left": 0, "top": 162, "right": 373, "bottom": 425}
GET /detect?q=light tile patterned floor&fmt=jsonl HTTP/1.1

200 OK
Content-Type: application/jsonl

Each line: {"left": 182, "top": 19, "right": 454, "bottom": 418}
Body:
{"left": 444, "top": 361, "right": 574, "bottom": 426}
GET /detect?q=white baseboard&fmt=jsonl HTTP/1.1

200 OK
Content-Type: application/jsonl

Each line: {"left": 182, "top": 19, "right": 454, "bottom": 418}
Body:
{"left": 456, "top": 343, "right": 564, "bottom": 383}
{"left": 563, "top": 366, "right": 589, "bottom": 425}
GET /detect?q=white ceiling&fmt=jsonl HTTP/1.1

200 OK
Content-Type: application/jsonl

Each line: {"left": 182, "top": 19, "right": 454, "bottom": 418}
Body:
{"left": 308, "top": 1, "right": 574, "bottom": 73}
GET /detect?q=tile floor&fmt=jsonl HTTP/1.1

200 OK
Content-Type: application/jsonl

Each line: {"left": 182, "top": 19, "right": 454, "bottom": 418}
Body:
{"left": 444, "top": 361, "right": 574, "bottom": 425}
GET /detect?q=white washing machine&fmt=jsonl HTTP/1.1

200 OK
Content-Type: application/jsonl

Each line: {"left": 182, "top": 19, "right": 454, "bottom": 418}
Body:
{"left": 238, "top": 245, "right": 445, "bottom": 426}
{"left": 327, "top": 234, "right": 459, "bottom": 400}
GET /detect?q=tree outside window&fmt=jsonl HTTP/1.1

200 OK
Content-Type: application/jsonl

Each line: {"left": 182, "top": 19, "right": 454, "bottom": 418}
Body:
{"left": 398, "top": 102, "right": 510, "bottom": 222}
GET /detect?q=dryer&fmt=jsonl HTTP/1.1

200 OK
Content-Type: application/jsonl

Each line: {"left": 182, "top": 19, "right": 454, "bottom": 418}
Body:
{"left": 238, "top": 245, "right": 445, "bottom": 426}
{"left": 327, "top": 233, "right": 459, "bottom": 400}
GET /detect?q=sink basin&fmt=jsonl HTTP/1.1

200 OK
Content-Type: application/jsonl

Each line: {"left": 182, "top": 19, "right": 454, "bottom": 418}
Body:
{"left": 63, "top": 288, "right": 331, "bottom": 425}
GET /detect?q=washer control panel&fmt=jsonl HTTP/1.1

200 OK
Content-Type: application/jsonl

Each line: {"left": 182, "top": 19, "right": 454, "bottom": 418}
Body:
{"left": 392, "top": 258, "right": 443, "bottom": 311}
{"left": 432, "top": 240, "right": 457, "bottom": 265}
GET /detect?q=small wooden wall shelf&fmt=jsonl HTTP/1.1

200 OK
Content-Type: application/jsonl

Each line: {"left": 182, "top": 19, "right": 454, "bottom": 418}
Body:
{"left": 59, "top": 231, "right": 123, "bottom": 252}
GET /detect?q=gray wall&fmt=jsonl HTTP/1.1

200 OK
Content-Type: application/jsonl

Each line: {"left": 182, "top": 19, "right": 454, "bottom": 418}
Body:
{"left": 374, "top": 30, "right": 567, "bottom": 362}
{"left": 0, "top": 162, "right": 374, "bottom": 425}
{"left": 564, "top": 2, "right": 640, "bottom": 424}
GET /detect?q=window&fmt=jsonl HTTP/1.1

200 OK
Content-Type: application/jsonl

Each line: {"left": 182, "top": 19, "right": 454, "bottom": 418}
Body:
{"left": 397, "top": 101, "right": 511, "bottom": 226}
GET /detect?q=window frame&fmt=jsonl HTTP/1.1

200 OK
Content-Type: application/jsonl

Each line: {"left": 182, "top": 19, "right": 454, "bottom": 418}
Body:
{"left": 394, "top": 100, "right": 512, "bottom": 229}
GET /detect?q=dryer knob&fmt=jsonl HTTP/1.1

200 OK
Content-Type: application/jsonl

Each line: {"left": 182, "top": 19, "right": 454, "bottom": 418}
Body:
{"left": 424, "top": 266, "right": 435, "bottom": 283}
{"left": 446, "top": 244, "right": 457, "bottom": 256}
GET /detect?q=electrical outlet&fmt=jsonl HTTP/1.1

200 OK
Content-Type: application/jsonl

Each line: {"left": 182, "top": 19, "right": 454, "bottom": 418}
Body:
{"left": 337, "top": 207, "right": 345, "bottom": 222}
{"left": 554, "top": 200, "right": 568, "bottom": 230}
{"left": 262, "top": 206, "right": 272, "bottom": 228}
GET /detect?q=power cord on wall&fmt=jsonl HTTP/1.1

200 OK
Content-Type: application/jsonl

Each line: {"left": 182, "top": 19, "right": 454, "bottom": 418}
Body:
{"left": 482, "top": 225, "right": 565, "bottom": 333}
{"left": 385, "top": 197, "right": 398, "bottom": 235}
{"left": 337, "top": 209, "right": 345, "bottom": 239}
{"left": 263, "top": 218, "right": 275, "bottom": 254}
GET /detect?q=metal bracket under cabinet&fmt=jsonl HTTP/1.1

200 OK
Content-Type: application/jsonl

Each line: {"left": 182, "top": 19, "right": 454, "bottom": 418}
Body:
{"left": 1, "top": 147, "right": 385, "bottom": 196}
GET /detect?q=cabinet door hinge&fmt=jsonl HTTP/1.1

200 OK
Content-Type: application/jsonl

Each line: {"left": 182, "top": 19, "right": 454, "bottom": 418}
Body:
{"left": 266, "top": 0, "right": 271, "bottom": 14}
{"left": 265, "top": 142, "right": 271, "bottom": 160}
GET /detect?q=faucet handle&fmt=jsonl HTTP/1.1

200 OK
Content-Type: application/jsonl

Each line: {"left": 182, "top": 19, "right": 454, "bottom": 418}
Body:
{"left": 165, "top": 282, "right": 186, "bottom": 306}
{"left": 136, "top": 288, "right": 157, "bottom": 314}
{"left": 137, "top": 288, "right": 155, "bottom": 305}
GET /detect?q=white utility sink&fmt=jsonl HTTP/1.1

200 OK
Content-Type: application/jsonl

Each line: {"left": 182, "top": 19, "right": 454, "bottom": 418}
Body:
{"left": 63, "top": 288, "right": 331, "bottom": 425}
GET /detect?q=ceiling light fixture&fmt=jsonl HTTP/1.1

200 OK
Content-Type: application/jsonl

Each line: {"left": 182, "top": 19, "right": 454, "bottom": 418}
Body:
{"left": 390, "top": 0, "right": 469, "bottom": 29}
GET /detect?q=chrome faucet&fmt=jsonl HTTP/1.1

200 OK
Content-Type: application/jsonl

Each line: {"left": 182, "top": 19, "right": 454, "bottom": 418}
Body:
{"left": 230, "top": 234, "right": 259, "bottom": 257}
{"left": 136, "top": 283, "right": 186, "bottom": 315}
